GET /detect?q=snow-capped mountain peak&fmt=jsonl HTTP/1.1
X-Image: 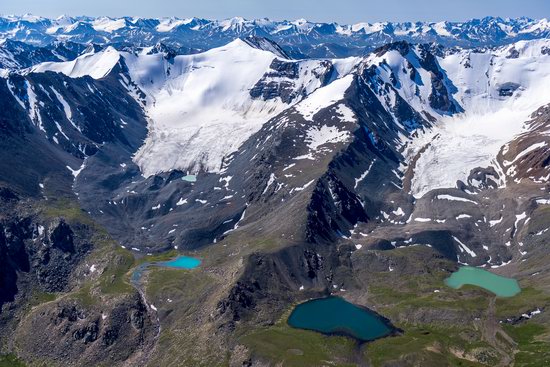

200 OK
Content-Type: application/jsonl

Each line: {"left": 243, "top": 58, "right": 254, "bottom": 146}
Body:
{"left": 127, "top": 38, "right": 349, "bottom": 176}
{"left": 29, "top": 45, "right": 121, "bottom": 79}
{"left": 23, "top": 37, "right": 352, "bottom": 176}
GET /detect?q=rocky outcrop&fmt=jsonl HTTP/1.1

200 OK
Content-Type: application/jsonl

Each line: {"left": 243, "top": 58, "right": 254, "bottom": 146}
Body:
{"left": 15, "top": 293, "right": 156, "bottom": 367}
{"left": 0, "top": 214, "right": 92, "bottom": 311}
{"left": 250, "top": 59, "right": 334, "bottom": 104}
{"left": 498, "top": 104, "right": 550, "bottom": 184}
{"left": 306, "top": 172, "right": 368, "bottom": 242}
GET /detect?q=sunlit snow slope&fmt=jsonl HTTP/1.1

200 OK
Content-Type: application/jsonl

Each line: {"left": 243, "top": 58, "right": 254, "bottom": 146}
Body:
{"left": 30, "top": 38, "right": 358, "bottom": 176}
{"left": 129, "top": 40, "right": 359, "bottom": 176}
{"left": 27, "top": 37, "right": 550, "bottom": 196}
{"left": 30, "top": 46, "right": 121, "bottom": 79}
{"left": 130, "top": 39, "right": 325, "bottom": 175}
{"left": 407, "top": 40, "right": 550, "bottom": 197}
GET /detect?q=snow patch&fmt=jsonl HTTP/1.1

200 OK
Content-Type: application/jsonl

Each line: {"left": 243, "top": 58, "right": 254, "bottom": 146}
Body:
{"left": 414, "top": 217, "right": 431, "bottom": 223}
{"left": 434, "top": 194, "right": 477, "bottom": 204}
{"left": 305, "top": 125, "right": 350, "bottom": 150}
{"left": 294, "top": 75, "right": 353, "bottom": 121}
{"left": 453, "top": 236, "right": 477, "bottom": 257}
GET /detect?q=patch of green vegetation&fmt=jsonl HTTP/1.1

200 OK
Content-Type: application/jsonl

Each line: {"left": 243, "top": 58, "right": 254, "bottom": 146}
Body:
{"left": 146, "top": 266, "right": 215, "bottom": 310}
{"left": 98, "top": 246, "right": 135, "bottom": 295}
{"left": 0, "top": 353, "right": 26, "bottom": 367}
{"left": 40, "top": 198, "right": 96, "bottom": 226}
{"left": 147, "top": 268, "right": 194, "bottom": 295}
{"left": 495, "top": 287, "right": 550, "bottom": 319}
{"left": 137, "top": 249, "right": 179, "bottom": 265}
{"left": 365, "top": 325, "right": 494, "bottom": 367}
{"left": 143, "top": 269, "right": 226, "bottom": 367}
{"left": 368, "top": 279, "right": 489, "bottom": 317}
{"left": 503, "top": 322, "right": 550, "bottom": 366}
{"left": 28, "top": 291, "right": 57, "bottom": 307}
{"left": 241, "top": 323, "right": 357, "bottom": 367}
{"left": 361, "top": 249, "right": 496, "bottom": 317}
{"left": 373, "top": 284, "right": 486, "bottom": 308}
{"left": 72, "top": 284, "right": 96, "bottom": 307}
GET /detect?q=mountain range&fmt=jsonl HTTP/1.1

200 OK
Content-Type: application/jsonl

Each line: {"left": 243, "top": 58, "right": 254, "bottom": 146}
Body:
{"left": 1, "top": 15, "right": 550, "bottom": 57}
{"left": 0, "top": 13, "right": 550, "bottom": 367}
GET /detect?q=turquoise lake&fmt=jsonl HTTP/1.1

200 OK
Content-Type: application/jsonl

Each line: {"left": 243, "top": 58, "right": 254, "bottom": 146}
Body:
{"left": 160, "top": 256, "right": 201, "bottom": 269}
{"left": 445, "top": 266, "right": 521, "bottom": 297}
{"left": 131, "top": 256, "right": 201, "bottom": 285}
{"left": 287, "top": 296, "right": 393, "bottom": 342}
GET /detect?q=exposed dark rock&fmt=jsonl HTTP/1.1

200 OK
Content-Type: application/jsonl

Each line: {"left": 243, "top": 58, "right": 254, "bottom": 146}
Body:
{"left": 50, "top": 220, "right": 75, "bottom": 253}
{"left": 16, "top": 293, "right": 156, "bottom": 367}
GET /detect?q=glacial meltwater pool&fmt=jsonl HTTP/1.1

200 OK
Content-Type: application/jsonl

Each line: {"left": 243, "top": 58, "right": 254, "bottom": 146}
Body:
{"left": 287, "top": 296, "right": 393, "bottom": 342}
{"left": 445, "top": 266, "right": 521, "bottom": 297}
{"left": 182, "top": 175, "right": 197, "bottom": 182}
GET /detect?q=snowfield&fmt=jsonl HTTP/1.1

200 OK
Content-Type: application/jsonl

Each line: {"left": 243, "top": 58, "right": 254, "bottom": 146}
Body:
{"left": 130, "top": 39, "right": 286, "bottom": 175}
{"left": 294, "top": 75, "right": 353, "bottom": 121}
{"left": 408, "top": 39, "right": 550, "bottom": 198}
{"left": 29, "top": 38, "right": 358, "bottom": 177}
{"left": 31, "top": 46, "right": 121, "bottom": 79}
{"left": 131, "top": 41, "right": 356, "bottom": 176}
{"left": 27, "top": 37, "right": 550, "bottom": 194}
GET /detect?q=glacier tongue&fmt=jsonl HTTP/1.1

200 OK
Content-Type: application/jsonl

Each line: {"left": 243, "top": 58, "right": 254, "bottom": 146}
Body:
{"left": 408, "top": 39, "right": 550, "bottom": 198}
{"left": 129, "top": 39, "right": 356, "bottom": 176}
{"left": 130, "top": 39, "right": 290, "bottom": 176}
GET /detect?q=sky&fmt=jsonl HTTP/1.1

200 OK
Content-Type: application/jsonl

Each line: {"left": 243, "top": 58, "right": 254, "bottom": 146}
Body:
{"left": 2, "top": 0, "right": 549, "bottom": 23}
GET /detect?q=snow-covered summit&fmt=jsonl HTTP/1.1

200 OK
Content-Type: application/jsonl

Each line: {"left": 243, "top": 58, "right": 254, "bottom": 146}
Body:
{"left": 19, "top": 34, "right": 550, "bottom": 197}
{"left": 29, "top": 46, "right": 120, "bottom": 79}
{"left": 128, "top": 39, "right": 357, "bottom": 176}
{"left": 28, "top": 38, "right": 358, "bottom": 176}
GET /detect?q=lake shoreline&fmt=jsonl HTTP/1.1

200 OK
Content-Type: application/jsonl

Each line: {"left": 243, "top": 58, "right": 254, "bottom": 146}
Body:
{"left": 287, "top": 296, "right": 402, "bottom": 344}
{"left": 445, "top": 266, "right": 521, "bottom": 298}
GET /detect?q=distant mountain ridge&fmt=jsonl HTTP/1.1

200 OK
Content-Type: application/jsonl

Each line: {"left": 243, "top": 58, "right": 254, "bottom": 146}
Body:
{"left": 1, "top": 15, "right": 550, "bottom": 58}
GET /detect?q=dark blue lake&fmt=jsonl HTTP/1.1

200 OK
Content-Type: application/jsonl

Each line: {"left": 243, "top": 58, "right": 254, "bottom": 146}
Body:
{"left": 288, "top": 296, "right": 393, "bottom": 342}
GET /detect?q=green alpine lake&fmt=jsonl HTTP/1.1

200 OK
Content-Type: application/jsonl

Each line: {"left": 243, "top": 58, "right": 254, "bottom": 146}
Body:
{"left": 287, "top": 296, "right": 393, "bottom": 342}
{"left": 445, "top": 266, "right": 521, "bottom": 297}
